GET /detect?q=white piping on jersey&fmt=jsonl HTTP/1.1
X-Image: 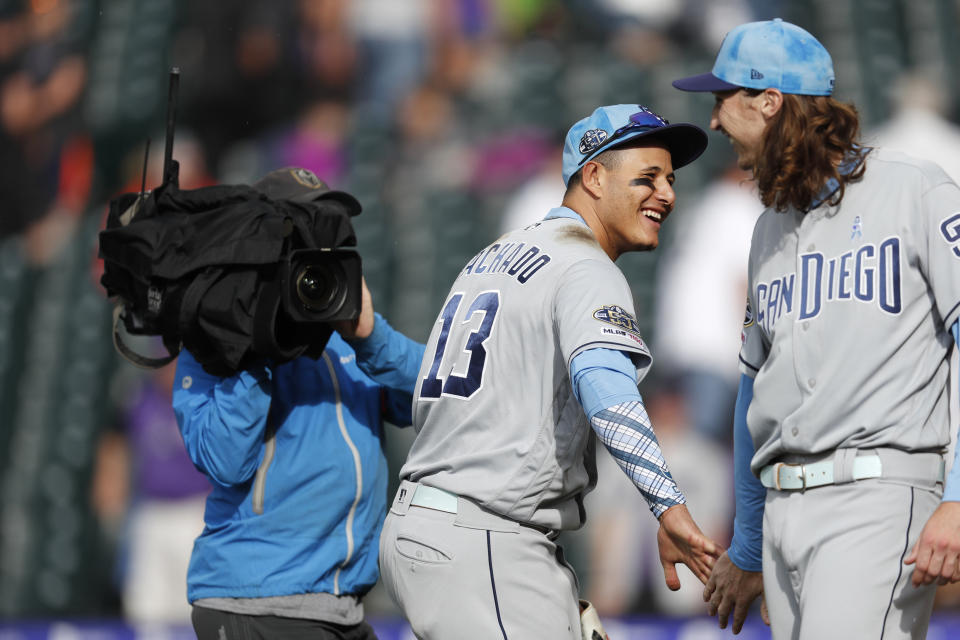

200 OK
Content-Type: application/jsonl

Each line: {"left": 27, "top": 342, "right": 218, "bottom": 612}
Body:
{"left": 322, "top": 351, "right": 363, "bottom": 595}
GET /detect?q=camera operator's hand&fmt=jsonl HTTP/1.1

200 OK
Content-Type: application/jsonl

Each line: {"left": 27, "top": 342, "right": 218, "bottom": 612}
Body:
{"left": 334, "top": 277, "right": 374, "bottom": 340}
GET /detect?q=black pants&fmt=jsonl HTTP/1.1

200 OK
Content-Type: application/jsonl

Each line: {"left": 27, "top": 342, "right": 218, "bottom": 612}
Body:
{"left": 191, "top": 605, "right": 379, "bottom": 640}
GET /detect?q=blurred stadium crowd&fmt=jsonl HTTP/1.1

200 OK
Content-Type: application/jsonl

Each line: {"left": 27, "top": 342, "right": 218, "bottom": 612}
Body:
{"left": 2, "top": 0, "right": 960, "bottom": 631}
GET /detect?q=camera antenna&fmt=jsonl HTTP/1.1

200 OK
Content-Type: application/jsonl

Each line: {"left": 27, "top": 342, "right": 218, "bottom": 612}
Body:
{"left": 162, "top": 67, "right": 180, "bottom": 188}
{"left": 139, "top": 137, "right": 151, "bottom": 198}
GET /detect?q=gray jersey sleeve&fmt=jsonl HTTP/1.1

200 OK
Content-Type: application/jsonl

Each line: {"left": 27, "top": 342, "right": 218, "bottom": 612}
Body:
{"left": 554, "top": 259, "right": 653, "bottom": 375}
{"left": 739, "top": 255, "right": 769, "bottom": 378}
{"left": 919, "top": 173, "right": 960, "bottom": 329}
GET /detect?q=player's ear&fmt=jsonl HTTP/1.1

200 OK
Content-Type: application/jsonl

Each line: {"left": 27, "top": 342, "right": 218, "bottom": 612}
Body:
{"left": 759, "top": 88, "right": 784, "bottom": 119}
{"left": 580, "top": 160, "right": 605, "bottom": 199}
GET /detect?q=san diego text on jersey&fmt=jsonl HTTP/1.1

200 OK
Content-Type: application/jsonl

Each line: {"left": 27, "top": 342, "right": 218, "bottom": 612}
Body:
{"left": 755, "top": 236, "right": 902, "bottom": 332}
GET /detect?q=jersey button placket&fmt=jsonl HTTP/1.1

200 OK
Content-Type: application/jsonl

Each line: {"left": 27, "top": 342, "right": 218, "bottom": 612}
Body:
{"left": 794, "top": 219, "right": 823, "bottom": 395}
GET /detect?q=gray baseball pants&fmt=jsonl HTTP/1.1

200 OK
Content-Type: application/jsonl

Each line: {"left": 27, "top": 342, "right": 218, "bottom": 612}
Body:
{"left": 379, "top": 480, "right": 581, "bottom": 640}
{"left": 762, "top": 453, "right": 942, "bottom": 639}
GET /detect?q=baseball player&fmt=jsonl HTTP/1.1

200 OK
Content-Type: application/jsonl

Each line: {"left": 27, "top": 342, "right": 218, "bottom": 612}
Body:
{"left": 673, "top": 19, "right": 960, "bottom": 638}
{"left": 378, "top": 104, "right": 720, "bottom": 639}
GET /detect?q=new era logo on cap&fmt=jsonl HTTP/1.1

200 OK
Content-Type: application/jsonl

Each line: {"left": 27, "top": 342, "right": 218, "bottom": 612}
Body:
{"left": 751, "top": 69, "right": 764, "bottom": 79}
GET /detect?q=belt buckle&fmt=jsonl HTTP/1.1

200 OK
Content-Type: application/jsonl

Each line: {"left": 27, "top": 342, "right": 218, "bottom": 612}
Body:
{"left": 774, "top": 462, "right": 806, "bottom": 491}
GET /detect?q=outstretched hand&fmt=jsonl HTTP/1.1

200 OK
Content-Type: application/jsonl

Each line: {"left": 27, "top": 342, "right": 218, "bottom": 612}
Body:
{"left": 704, "top": 551, "right": 767, "bottom": 634}
{"left": 656, "top": 504, "right": 722, "bottom": 589}
{"left": 333, "top": 277, "right": 374, "bottom": 340}
{"left": 905, "top": 501, "right": 960, "bottom": 586}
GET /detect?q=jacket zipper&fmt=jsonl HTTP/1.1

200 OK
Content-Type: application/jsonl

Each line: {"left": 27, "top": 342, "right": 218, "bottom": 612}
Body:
{"left": 252, "top": 419, "right": 277, "bottom": 515}
{"left": 322, "top": 352, "right": 364, "bottom": 596}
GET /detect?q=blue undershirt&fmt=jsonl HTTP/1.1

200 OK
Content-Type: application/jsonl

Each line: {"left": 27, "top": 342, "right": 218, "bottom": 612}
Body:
{"left": 570, "top": 347, "right": 640, "bottom": 418}
{"left": 570, "top": 347, "right": 686, "bottom": 517}
{"left": 728, "top": 320, "right": 960, "bottom": 572}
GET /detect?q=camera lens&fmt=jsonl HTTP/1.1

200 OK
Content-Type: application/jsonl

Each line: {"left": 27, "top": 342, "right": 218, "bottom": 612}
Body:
{"left": 295, "top": 264, "right": 341, "bottom": 310}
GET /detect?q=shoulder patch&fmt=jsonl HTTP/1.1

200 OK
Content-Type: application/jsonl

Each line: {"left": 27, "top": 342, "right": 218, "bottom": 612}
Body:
{"left": 743, "top": 298, "right": 754, "bottom": 328}
{"left": 593, "top": 305, "right": 641, "bottom": 334}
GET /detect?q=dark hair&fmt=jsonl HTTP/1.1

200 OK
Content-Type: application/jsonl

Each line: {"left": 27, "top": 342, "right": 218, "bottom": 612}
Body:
{"left": 755, "top": 94, "right": 865, "bottom": 212}
{"left": 564, "top": 149, "right": 622, "bottom": 194}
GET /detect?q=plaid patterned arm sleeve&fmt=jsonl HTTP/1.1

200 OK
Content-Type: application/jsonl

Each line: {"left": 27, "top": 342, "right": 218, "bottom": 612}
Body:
{"left": 590, "top": 400, "right": 686, "bottom": 518}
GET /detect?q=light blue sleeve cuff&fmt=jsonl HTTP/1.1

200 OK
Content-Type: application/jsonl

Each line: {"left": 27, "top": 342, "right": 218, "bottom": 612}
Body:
{"left": 570, "top": 348, "right": 640, "bottom": 419}
{"left": 728, "top": 373, "right": 764, "bottom": 572}
{"left": 943, "top": 321, "right": 960, "bottom": 502}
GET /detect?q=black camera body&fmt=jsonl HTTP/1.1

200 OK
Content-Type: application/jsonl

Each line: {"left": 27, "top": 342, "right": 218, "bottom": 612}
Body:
{"left": 99, "top": 180, "right": 364, "bottom": 375}
{"left": 98, "top": 69, "right": 368, "bottom": 375}
{"left": 283, "top": 248, "right": 362, "bottom": 323}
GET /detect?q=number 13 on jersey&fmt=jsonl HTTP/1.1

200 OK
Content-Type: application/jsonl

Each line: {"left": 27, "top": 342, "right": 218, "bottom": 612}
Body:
{"left": 419, "top": 290, "right": 501, "bottom": 400}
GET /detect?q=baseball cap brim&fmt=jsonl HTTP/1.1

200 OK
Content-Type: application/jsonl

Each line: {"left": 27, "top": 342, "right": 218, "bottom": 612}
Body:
{"left": 268, "top": 186, "right": 363, "bottom": 217}
{"left": 304, "top": 190, "right": 363, "bottom": 216}
{"left": 672, "top": 72, "right": 742, "bottom": 93}
{"left": 609, "top": 123, "right": 709, "bottom": 171}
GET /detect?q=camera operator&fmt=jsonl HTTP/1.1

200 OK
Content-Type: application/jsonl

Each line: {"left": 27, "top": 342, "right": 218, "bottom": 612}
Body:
{"left": 172, "top": 169, "right": 425, "bottom": 640}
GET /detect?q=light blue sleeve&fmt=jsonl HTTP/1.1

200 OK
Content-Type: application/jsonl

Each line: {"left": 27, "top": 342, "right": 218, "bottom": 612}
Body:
{"left": 727, "top": 373, "right": 764, "bottom": 572}
{"left": 942, "top": 320, "right": 960, "bottom": 502}
{"left": 347, "top": 312, "right": 426, "bottom": 394}
{"left": 347, "top": 312, "right": 426, "bottom": 427}
{"left": 172, "top": 349, "right": 274, "bottom": 488}
{"left": 569, "top": 347, "right": 639, "bottom": 419}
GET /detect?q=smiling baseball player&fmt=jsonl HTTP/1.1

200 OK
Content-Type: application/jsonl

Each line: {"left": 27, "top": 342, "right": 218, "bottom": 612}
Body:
{"left": 673, "top": 18, "right": 960, "bottom": 639}
{"left": 378, "top": 104, "right": 720, "bottom": 639}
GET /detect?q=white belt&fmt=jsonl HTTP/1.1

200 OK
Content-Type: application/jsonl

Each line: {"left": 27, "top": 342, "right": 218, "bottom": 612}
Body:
{"left": 410, "top": 484, "right": 459, "bottom": 513}
{"left": 761, "top": 455, "right": 883, "bottom": 490}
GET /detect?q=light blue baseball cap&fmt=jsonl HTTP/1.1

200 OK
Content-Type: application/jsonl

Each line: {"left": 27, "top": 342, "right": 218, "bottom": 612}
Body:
{"left": 561, "top": 104, "right": 708, "bottom": 186}
{"left": 672, "top": 18, "right": 834, "bottom": 96}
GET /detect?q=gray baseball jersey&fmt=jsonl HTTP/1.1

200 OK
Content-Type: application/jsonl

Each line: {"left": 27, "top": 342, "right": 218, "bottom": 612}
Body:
{"left": 399, "top": 210, "right": 652, "bottom": 531}
{"left": 739, "top": 147, "right": 960, "bottom": 473}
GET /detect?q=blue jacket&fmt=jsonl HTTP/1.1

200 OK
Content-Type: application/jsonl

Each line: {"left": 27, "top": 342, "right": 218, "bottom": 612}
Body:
{"left": 172, "top": 314, "right": 424, "bottom": 602}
